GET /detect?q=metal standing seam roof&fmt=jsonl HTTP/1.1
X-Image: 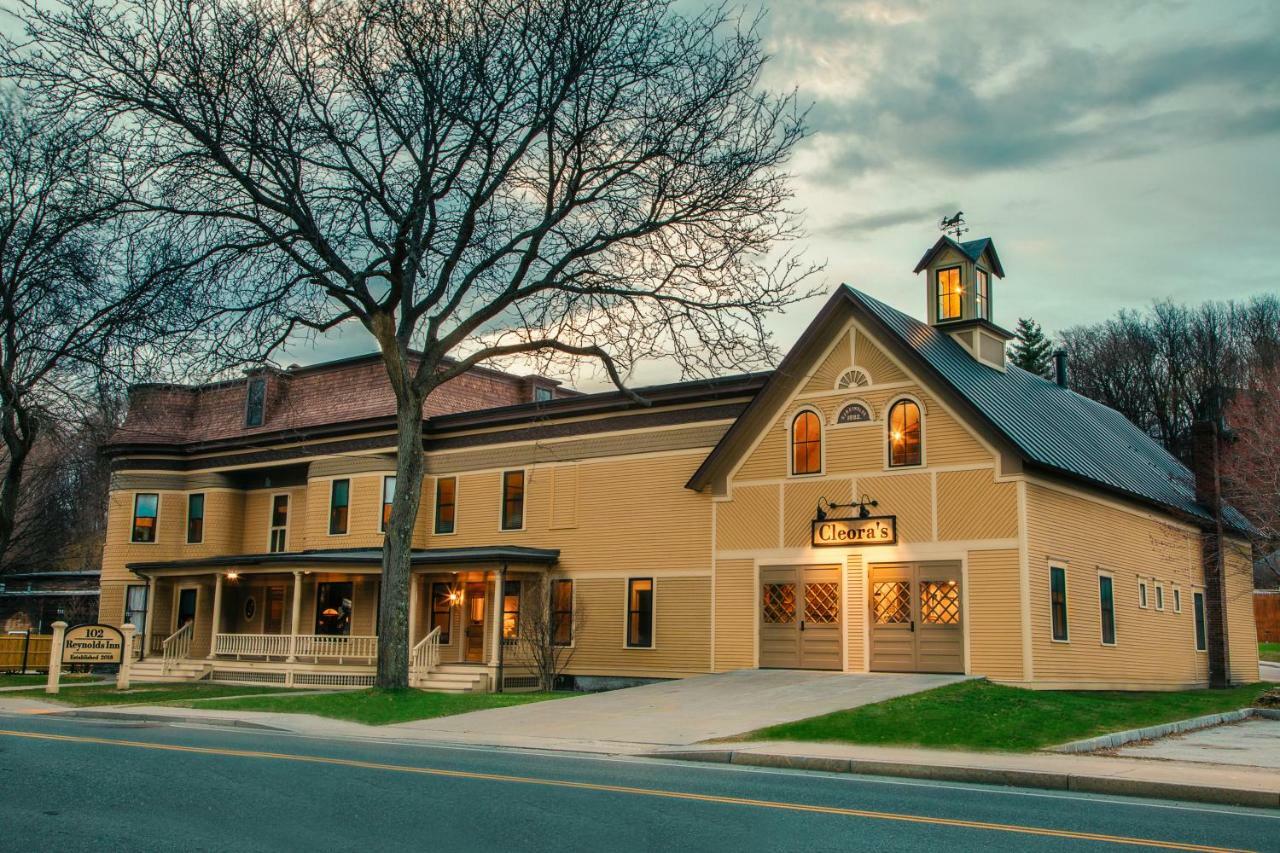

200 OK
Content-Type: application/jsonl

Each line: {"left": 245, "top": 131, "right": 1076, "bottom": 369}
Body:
{"left": 846, "top": 286, "right": 1253, "bottom": 534}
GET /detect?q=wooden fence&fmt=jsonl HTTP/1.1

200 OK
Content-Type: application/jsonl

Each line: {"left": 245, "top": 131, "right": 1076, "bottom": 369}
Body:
{"left": 0, "top": 633, "right": 53, "bottom": 672}
{"left": 1256, "top": 591, "right": 1280, "bottom": 644}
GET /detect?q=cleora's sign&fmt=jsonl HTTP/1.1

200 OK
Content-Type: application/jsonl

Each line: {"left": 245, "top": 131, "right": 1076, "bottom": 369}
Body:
{"left": 811, "top": 515, "right": 897, "bottom": 547}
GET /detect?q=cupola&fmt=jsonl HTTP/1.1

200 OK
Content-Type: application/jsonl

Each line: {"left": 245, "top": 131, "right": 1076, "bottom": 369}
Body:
{"left": 913, "top": 233, "right": 1012, "bottom": 371}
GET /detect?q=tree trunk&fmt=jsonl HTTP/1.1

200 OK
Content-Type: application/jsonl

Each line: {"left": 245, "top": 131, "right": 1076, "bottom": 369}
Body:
{"left": 377, "top": 390, "right": 426, "bottom": 689}
{"left": 0, "top": 405, "right": 35, "bottom": 568}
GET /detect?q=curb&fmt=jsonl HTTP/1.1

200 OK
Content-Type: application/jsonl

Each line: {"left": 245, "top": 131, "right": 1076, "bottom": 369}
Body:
{"left": 654, "top": 749, "right": 1280, "bottom": 809}
{"left": 54, "top": 709, "right": 290, "bottom": 732}
{"left": 1052, "top": 707, "right": 1280, "bottom": 753}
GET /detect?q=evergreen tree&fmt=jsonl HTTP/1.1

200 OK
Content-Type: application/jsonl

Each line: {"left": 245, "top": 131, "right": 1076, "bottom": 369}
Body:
{"left": 1010, "top": 317, "right": 1054, "bottom": 377}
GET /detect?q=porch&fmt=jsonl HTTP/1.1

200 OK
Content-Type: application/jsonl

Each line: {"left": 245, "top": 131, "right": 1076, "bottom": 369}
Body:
{"left": 126, "top": 546, "right": 560, "bottom": 692}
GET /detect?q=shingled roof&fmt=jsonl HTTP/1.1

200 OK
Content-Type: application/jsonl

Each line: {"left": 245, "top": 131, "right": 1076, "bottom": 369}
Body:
{"left": 846, "top": 286, "right": 1252, "bottom": 534}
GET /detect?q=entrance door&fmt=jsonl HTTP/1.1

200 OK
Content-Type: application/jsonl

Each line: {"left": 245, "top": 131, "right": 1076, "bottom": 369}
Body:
{"left": 869, "top": 562, "right": 963, "bottom": 673}
{"left": 263, "top": 586, "right": 286, "bottom": 634}
{"left": 175, "top": 587, "right": 198, "bottom": 632}
{"left": 759, "top": 566, "right": 842, "bottom": 670}
{"left": 464, "top": 581, "right": 486, "bottom": 663}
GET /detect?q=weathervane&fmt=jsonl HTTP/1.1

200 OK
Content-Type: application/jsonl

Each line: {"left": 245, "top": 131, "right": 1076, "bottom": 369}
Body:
{"left": 939, "top": 210, "right": 968, "bottom": 240}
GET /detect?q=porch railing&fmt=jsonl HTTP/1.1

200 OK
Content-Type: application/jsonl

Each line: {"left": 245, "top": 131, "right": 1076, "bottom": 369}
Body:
{"left": 161, "top": 622, "right": 193, "bottom": 675}
{"left": 409, "top": 627, "right": 442, "bottom": 685}
{"left": 210, "top": 632, "right": 377, "bottom": 664}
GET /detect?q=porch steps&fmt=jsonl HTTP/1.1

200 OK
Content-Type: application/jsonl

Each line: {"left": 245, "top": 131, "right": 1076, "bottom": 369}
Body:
{"left": 415, "top": 666, "right": 489, "bottom": 694}
{"left": 130, "top": 658, "right": 211, "bottom": 683}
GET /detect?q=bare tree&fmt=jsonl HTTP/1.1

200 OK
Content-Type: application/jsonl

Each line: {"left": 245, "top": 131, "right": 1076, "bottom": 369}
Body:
{"left": 514, "top": 577, "right": 582, "bottom": 692}
{"left": 5, "top": 0, "right": 816, "bottom": 687}
{"left": 1222, "top": 363, "right": 1280, "bottom": 585}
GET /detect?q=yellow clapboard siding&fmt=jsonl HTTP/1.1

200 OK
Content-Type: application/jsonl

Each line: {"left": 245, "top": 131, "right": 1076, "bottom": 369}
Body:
{"left": 846, "top": 553, "right": 865, "bottom": 672}
{"left": 965, "top": 549, "right": 1023, "bottom": 680}
{"left": 857, "top": 473, "right": 933, "bottom": 544}
{"left": 563, "top": 576, "right": 711, "bottom": 676}
{"left": 854, "top": 329, "right": 907, "bottom": 385}
{"left": 716, "top": 485, "right": 780, "bottom": 551}
{"left": 1225, "top": 538, "right": 1260, "bottom": 682}
{"left": 782, "top": 479, "right": 850, "bottom": 549}
{"left": 937, "top": 469, "right": 1017, "bottom": 541}
{"left": 801, "top": 330, "right": 854, "bottom": 394}
{"left": 714, "top": 560, "right": 756, "bottom": 671}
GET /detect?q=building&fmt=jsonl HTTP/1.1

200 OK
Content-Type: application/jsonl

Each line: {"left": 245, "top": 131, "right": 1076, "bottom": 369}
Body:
{"left": 97, "top": 237, "right": 1260, "bottom": 691}
{"left": 1, "top": 570, "right": 101, "bottom": 633}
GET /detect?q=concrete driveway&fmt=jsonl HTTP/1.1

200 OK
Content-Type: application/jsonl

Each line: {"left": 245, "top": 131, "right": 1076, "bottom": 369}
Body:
{"left": 390, "top": 669, "right": 967, "bottom": 749}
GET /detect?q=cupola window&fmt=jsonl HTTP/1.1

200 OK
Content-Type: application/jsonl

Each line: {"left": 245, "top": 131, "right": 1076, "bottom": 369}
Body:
{"left": 791, "top": 410, "right": 822, "bottom": 475}
{"left": 936, "top": 267, "right": 962, "bottom": 321}
{"left": 976, "top": 268, "right": 990, "bottom": 320}
{"left": 887, "top": 399, "right": 922, "bottom": 467}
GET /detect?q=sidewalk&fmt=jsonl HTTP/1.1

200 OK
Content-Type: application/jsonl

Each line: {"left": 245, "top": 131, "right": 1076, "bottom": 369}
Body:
{"left": 2, "top": 693, "right": 1276, "bottom": 809}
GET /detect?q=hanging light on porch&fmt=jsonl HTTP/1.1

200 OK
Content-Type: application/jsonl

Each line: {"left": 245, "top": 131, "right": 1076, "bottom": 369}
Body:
{"left": 225, "top": 571, "right": 240, "bottom": 582}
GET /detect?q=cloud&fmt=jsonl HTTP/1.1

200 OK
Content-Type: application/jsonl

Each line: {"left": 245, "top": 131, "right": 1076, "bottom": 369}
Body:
{"left": 816, "top": 202, "right": 959, "bottom": 238}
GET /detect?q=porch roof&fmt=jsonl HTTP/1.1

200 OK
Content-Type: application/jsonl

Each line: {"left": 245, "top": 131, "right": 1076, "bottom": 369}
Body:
{"left": 126, "top": 545, "right": 560, "bottom": 574}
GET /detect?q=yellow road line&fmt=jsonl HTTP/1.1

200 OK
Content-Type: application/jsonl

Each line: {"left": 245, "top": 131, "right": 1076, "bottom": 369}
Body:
{"left": 0, "top": 728, "right": 1250, "bottom": 852}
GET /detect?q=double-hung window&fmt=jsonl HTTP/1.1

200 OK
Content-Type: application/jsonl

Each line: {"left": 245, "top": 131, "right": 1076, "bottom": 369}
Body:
{"left": 381, "top": 476, "right": 396, "bottom": 532}
{"left": 626, "top": 578, "right": 654, "bottom": 648}
{"left": 501, "top": 471, "right": 524, "bottom": 531}
{"left": 430, "top": 583, "right": 452, "bottom": 643}
{"left": 1049, "top": 565, "right": 1068, "bottom": 641}
{"left": 329, "top": 479, "right": 350, "bottom": 535}
{"left": 124, "top": 584, "right": 148, "bottom": 637}
{"left": 502, "top": 580, "right": 521, "bottom": 641}
{"left": 1193, "top": 592, "right": 1207, "bottom": 651}
{"left": 269, "top": 494, "right": 289, "bottom": 552}
{"left": 434, "top": 477, "right": 456, "bottom": 535}
{"left": 1098, "top": 575, "right": 1116, "bottom": 646}
{"left": 131, "top": 494, "right": 159, "bottom": 543}
{"left": 186, "top": 494, "right": 205, "bottom": 544}
{"left": 551, "top": 579, "right": 574, "bottom": 646}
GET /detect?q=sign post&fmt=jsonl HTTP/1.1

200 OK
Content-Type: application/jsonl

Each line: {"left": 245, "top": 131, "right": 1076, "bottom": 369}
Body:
{"left": 46, "top": 621, "right": 67, "bottom": 694}
{"left": 117, "top": 624, "right": 136, "bottom": 690}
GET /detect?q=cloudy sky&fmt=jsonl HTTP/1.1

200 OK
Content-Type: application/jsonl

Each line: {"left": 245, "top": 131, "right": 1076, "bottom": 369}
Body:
{"left": 289, "top": 0, "right": 1278, "bottom": 386}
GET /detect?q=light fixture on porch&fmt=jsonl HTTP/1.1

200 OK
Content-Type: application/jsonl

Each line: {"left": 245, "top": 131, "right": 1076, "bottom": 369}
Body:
{"left": 225, "top": 571, "right": 240, "bottom": 582}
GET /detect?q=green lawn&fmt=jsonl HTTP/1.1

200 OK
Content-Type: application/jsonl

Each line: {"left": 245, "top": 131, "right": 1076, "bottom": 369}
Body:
{"left": 16, "top": 683, "right": 295, "bottom": 706}
{"left": 0, "top": 673, "right": 97, "bottom": 687}
{"left": 1261, "top": 642, "right": 1280, "bottom": 663}
{"left": 174, "top": 688, "right": 568, "bottom": 726}
{"left": 747, "top": 679, "right": 1275, "bottom": 752}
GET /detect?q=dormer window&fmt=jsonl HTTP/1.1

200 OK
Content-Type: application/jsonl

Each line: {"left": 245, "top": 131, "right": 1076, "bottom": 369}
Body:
{"left": 245, "top": 377, "right": 266, "bottom": 427}
{"left": 936, "top": 267, "right": 962, "bottom": 321}
{"left": 976, "top": 269, "right": 990, "bottom": 320}
{"left": 534, "top": 386, "right": 553, "bottom": 403}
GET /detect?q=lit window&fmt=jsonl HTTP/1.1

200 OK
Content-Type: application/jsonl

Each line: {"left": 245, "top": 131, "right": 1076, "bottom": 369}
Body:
{"left": 791, "top": 411, "right": 822, "bottom": 475}
{"left": 551, "top": 579, "right": 574, "bottom": 646}
{"left": 329, "top": 479, "right": 350, "bottom": 535}
{"left": 269, "top": 494, "right": 289, "bottom": 552}
{"left": 1193, "top": 592, "right": 1207, "bottom": 651}
{"left": 837, "top": 402, "right": 871, "bottom": 423}
{"left": 245, "top": 377, "right": 266, "bottom": 427}
{"left": 131, "top": 493, "right": 159, "bottom": 543}
{"left": 1050, "top": 565, "right": 1068, "bottom": 641}
{"left": 976, "top": 268, "right": 990, "bottom": 320}
{"left": 1099, "top": 575, "right": 1116, "bottom": 645}
{"left": 381, "top": 476, "right": 396, "bottom": 532}
{"left": 186, "top": 493, "right": 205, "bottom": 544}
{"left": 501, "top": 471, "right": 525, "bottom": 530}
{"left": 936, "top": 267, "right": 962, "bottom": 321}
{"left": 627, "top": 578, "right": 654, "bottom": 648}
{"left": 502, "top": 580, "right": 521, "bottom": 640}
{"left": 887, "top": 399, "right": 922, "bottom": 467}
{"left": 434, "top": 477, "right": 456, "bottom": 534}
{"left": 314, "top": 581, "right": 352, "bottom": 635}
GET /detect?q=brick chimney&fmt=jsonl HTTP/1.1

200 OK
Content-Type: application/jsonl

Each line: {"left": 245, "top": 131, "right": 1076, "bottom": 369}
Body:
{"left": 1191, "top": 420, "right": 1229, "bottom": 688}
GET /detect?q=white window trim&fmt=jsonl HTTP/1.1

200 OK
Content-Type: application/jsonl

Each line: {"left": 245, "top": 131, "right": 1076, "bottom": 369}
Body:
{"left": 1192, "top": 590, "right": 1208, "bottom": 653}
{"left": 432, "top": 476, "right": 459, "bottom": 537}
{"left": 623, "top": 576, "right": 656, "bottom": 650}
{"left": 1048, "top": 561, "right": 1069, "bottom": 643}
{"left": 1137, "top": 579, "right": 1149, "bottom": 609}
{"left": 185, "top": 492, "right": 206, "bottom": 545}
{"left": 267, "top": 492, "right": 290, "bottom": 553}
{"left": 327, "top": 478, "right": 351, "bottom": 537}
{"left": 1173, "top": 587, "right": 1182, "bottom": 614}
{"left": 884, "top": 395, "right": 927, "bottom": 470}
{"left": 498, "top": 469, "right": 528, "bottom": 533}
{"left": 788, "top": 406, "right": 825, "bottom": 477}
{"left": 131, "top": 492, "right": 161, "bottom": 545}
{"left": 1098, "top": 570, "right": 1117, "bottom": 647}
{"left": 549, "top": 577, "right": 577, "bottom": 650}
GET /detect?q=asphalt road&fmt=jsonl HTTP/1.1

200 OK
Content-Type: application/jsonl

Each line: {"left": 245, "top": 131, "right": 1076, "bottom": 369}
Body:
{"left": 1, "top": 712, "right": 1276, "bottom": 852}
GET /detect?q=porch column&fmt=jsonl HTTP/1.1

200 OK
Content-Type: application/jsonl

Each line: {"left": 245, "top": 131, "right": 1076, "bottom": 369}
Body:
{"left": 141, "top": 575, "right": 157, "bottom": 660}
{"left": 287, "top": 570, "right": 303, "bottom": 663}
{"left": 207, "top": 572, "right": 224, "bottom": 659}
{"left": 488, "top": 569, "right": 503, "bottom": 668}
{"left": 408, "top": 574, "right": 421, "bottom": 647}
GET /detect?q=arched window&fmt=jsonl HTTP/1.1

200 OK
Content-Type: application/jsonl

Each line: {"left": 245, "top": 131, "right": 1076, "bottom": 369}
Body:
{"left": 887, "top": 399, "right": 922, "bottom": 467}
{"left": 835, "top": 368, "right": 871, "bottom": 389}
{"left": 791, "top": 410, "right": 822, "bottom": 475}
{"left": 837, "top": 402, "right": 871, "bottom": 423}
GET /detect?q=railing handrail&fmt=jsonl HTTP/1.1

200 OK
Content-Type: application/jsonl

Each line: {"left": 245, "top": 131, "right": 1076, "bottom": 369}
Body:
{"left": 161, "top": 622, "right": 193, "bottom": 674}
{"left": 410, "top": 626, "right": 442, "bottom": 684}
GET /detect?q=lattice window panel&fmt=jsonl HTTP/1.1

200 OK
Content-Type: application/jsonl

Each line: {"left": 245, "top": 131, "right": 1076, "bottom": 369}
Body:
{"left": 761, "top": 584, "right": 796, "bottom": 624}
{"left": 804, "top": 583, "right": 839, "bottom": 623}
{"left": 872, "top": 582, "right": 911, "bottom": 624}
{"left": 920, "top": 581, "right": 961, "bottom": 625}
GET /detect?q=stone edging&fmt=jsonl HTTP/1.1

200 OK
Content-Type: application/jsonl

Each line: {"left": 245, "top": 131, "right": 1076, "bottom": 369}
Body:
{"left": 1050, "top": 706, "right": 1280, "bottom": 753}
